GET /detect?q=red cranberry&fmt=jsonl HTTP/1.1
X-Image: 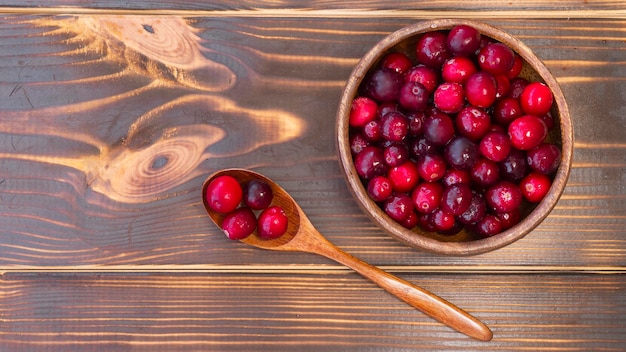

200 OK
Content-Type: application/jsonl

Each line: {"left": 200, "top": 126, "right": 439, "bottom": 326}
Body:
{"left": 416, "top": 31, "right": 451, "bottom": 68}
{"left": 383, "top": 193, "right": 414, "bottom": 222}
{"left": 446, "top": 24, "right": 481, "bottom": 57}
{"left": 405, "top": 65, "right": 440, "bottom": 93}
{"left": 383, "top": 143, "right": 409, "bottom": 167}
{"left": 475, "top": 214, "right": 503, "bottom": 237}
{"left": 471, "top": 158, "right": 500, "bottom": 187}
{"left": 520, "top": 82, "right": 554, "bottom": 116}
{"left": 411, "top": 181, "right": 443, "bottom": 213}
{"left": 387, "top": 161, "right": 420, "bottom": 193}
{"left": 494, "top": 74, "right": 510, "bottom": 98}
{"left": 243, "top": 180, "right": 273, "bottom": 210}
{"left": 349, "top": 132, "right": 370, "bottom": 156}
{"left": 434, "top": 82, "right": 465, "bottom": 113}
{"left": 441, "top": 183, "right": 473, "bottom": 215}
{"left": 380, "top": 111, "right": 409, "bottom": 142}
{"left": 493, "top": 97, "right": 523, "bottom": 125}
{"left": 257, "top": 206, "right": 289, "bottom": 240}
{"left": 407, "top": 111, "right": 426, "bottom": 136}
{"left": 444, "top": 136, "right": 478, "bottom": 170}
{"left": 520, "top": 171, "right": 552, "bottom": 202}
{"left": 465, "top": 71, "right": 497, "bottom": 108}
{"left": 221, "top": 207, "right": 257, "bottom": 240}
{"left": 499, "top": 149, "right": 528, "bottom": 182}
{"left": 205, "top": 175, "right": 243, "bottom": 214}
{"left": 354, "top": 146, "right": 387, "bottom": 180}
{"left": 478, "top": 42, "right": 515, "bottom": 75}
{"left": 507, "top": 77, "right": 529, "bottom": 99}
{"left": 399, "top": 81, "right": 429, "bottom": 111}
{"left": 458, "top": 191, "right": 487, "bottom": 225}
{"left": 363, "top": 119, "right": 382, "bottom": 142}
{"left": 506, "top": 55, "right": 524, "bottom": 78}
{"left": 508, "top": 115, "right": 548, "bottom": 150}
{"left": 479, "top": 130, "right": 511, "bottom": 162}
{"left": 399, "top": 210, "right": 419, "bottom": 229}
{"left": 442, "top": 56, "right": 477, "bottom": 83}
{"left": 362, "top": 67, "right": 403, "bottom": 102}
{"left": 486, "top": 181, "right": 523, "bottom": 213}
{"left": 456, "top": 106, "right": 491, "bottom": 141}
{"left": 430, "top": 208, "right": 457, "bottom": 232}
{"left": 497, "top": 209, "right": 521, "bottom": 230}
{"left": 417, "top": 153, "right": 447, "bottom": 182}
{"left": 527, "top": 143, "right": 561, "bottom": 175}
{"left": 367, "top": 175, "right": 393, "bottom": 202}
{"left": 381, "top": 52, "right": 413, "bottom": 74}
{"left": 349, "top": 96, "right": 378, "bottom": 127}
{"left": 423, "top": 111, "right": 455, "bottom": 146}
{"left": 442, "top": 168, "right": 471, "bottom": 187}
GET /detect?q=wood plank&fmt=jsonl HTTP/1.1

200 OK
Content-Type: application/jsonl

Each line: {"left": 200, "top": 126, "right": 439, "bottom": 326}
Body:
{"left": 1, "top": 272, "right": 624, "bottom": 351}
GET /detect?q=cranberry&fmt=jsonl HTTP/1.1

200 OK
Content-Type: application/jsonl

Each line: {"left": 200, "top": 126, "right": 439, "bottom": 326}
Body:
{"left": 446, "top": 24, "right": 482, "bottom": 57}
{"left": 411, "top": 181, "right": 443, "bottom": 213}
{"left": 507, "top": 77, "right": 529, "bottom": 99}
{"left": 458, "top": 192, "right": 487, "bottom": 225}
{"left": 380, "top": 111, "right": 409, "bottom": 142}
{"left": 399, "top": 210, "right": 419, "bottom": 229}
{"left": 434, "top": 82, "right": 465, "bottom": 113}
{"left": 520, "top": 82, "right": 554, "bottom": 116}
{"left": 506, "top": 55, "right": 524, "bottom": 79}
{"left": 475, "top": 214, "right": 503, "bottom": 237}
{"left": 362, "top": 119, "right": 382, "bottom": 142}
{"left": 508, "top": 115, "right": 548, "bottom": 150}
{"left": 205, "top": 175, "right": 243, "bottom": 214}
{"left": 441, "top": 183, "right": 473, "bottom": 215}
{"left": 465, "top": 71, "right": 497, "bottom": 108}
{"left": 494, "top": 74, "right": 510, "bottom": 99}
{"left": 527, "top": 143, "right": 561, "bottom": 175}
{"left": 407, "top": 111, "right": 426, "bottom": 136}
{"left": 405, "top": 65, "right": 439, "bottom": 93}
{"left": 387, "top": 161, "right": 420, "bottom": 193}
{"left": 383, "top": 193, "right": 414, "bottom": 222}
{"left": 479, "top": 131, "right": 511, "bottom": 162}
{"left": 257, "top": 206, "right": 289, "bottom": 240}
{"left": 493, "top": 97, "right": 523, "bottom": 125}
{"left": 442, "top": 57, "right": 477, "bottom": 83}
{"left": 243, "top": 180, "right": 273, "bottom": 210}
{"left": 497, "top": 209, "right": 521, "bottom": 230}
{"left": 499, "top": 149, "right": 528, "bottom": 182}
{"left": 381, "top": 52, "right": 413, "bottom": 74}
{"left": 444, "top": 136, "right": 478, "bottom": 170}
{"left": 367, "top": 175, "right": 393, "bottom": 202}
{"left": 383, "top": 143, "right": 409, "bottom": 167}
{"left": 362, "top": 68, "right": 403, "bottom": 102}
{"left": 442, "top": 168, "right": 471, "bottom": 187}
{"left": 417, "top": 153, "right": 447, "bottom": 182}
{"left": 349, "top": 96, "right": 378, "bottom": 127}
{"left": 416, "top": 31, "right": 451, "bottom": 68}
{"left": 478, "top": 42, "right": 515, "bottom": 75}
{"left": 540, "top": 112, "right": 555, "bottom": 131}
{"left": 520, "top": 171, "right": 552, "bottom": 202}
{"left": 423, "top": 111, "right": 455, "bottom": 146}
{"left": 399, "top": 81, "right": 429, "bottom": 111}
{"left": 350, "top": 132, "right": 370, "bottom": 156}
{"left": 486, "top": 181, "right": 523, "bottom": 213}
{"left": 456, "top": 106, "right": 491, "bottom": 141}
{"left": 221, "top": 207, "right": 257, "bottom": 240}
{"left": 354, "top": 146, "right": 387, "bottom": 180}
{"left": 377, "top": 101, "right": 400, "bottom": 119}
{"left": 471, "top": 158, "right": 500, "bottom": 187}
{"left": 430, "top": 208, "right": 457, "bottom": 232}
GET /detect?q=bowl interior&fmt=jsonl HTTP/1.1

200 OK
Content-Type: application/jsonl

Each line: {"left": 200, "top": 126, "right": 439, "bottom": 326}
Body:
{"left": 336, "top": 19, "right": 573, "bottom": 255}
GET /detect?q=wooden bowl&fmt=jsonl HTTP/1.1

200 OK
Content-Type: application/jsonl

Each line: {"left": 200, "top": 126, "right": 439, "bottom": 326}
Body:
{"left": 336, "top": 19, "right": 573, "bottom": 256}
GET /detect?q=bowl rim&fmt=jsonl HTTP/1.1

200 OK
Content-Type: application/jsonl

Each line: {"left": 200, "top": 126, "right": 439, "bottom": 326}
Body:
{"left": 336, "top": 19, "right": 573, "bottom": 256}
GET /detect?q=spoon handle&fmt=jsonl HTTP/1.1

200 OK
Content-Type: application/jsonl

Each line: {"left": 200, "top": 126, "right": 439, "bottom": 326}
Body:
{"left": 314, "top": 241, "right": 493, "bottom": 341}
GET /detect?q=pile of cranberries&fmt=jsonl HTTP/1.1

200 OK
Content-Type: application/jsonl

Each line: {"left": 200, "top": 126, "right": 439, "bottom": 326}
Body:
{"left": 205, "top": 175, "right": 289, "bottom": 240}
{"left": 348, "top": 25, "right": 561, "bottom": 238}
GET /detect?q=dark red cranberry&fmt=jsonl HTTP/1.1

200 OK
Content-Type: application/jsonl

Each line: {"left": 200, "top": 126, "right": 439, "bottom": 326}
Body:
{"left": 430, "top": 208, "right": 457, "bottom": 232}
{"left": 471, "top": 158, "right": 500, "bottom": 187}
{"left": 520, "top": 171, "right": 552, "bottom": 202}
{"left": 444, "top": 136, "right": 478, "bottom": 170}
{"left": 354, "top": 146, "right": 387, "bottom": 180}
{"left": 506, "top": 54, "right": 524, "bottom": 79}
{"left": 205, "top": 175, "right": 243, "bottom": 214}
{"left": 493, "top": 97, "right": 523, "bottom": 125}
{"left": 497, "top": 209, "right": 521, "bottom": 230}
{"left": 442, "top": 168, "right": 471, "bottom": 187}
{"left": 508, "top": 115, "right": 548, "bottom": 150}
{"left": 399, "top": 81, "right": 429, "bottom": 111}
{"left": 380, "top": 111, "right": 409, "bottom": 142}
{"left": 243, "top": 180, "right": 273, "bottom": 210}
{"left": 526, "top": 143, "right": 561, "bottom": 175}
{"left": 383, "top": 193, "right": 414, "bottom": 222}
{"left": 465, "top": 71, "right": 497, "bottom": 108}
{"left": 367, "top": 175, "right": 393, "bottom": 202}
{"left": 221, "top": 207, "right": 257, "bottom": 240}
{"left": 475, "top": 214, "right": 503, "bottom": 237}
{"left": 257, "top": 205, "right": 289, "bottom": 240}
{"left": 520, "top": 82, "right": 554, "bottom": 116}
{"left": 446, "top": 24, "right": 481, "bottom": 57}
{"left": 405, "top": 65, "right": 439, "bottom": 93}
{"left": 458, "top": 191, "right": 487, "bottom": 225}
{"left": 362, "top": 68, "right": 403, "bottom": 102}
{"left": 540, "top": 112, "right": 555, "bottom": 131}
{"left": 417, "top": 153, "right": 447, "bottom": 182}
{"left": 455, "top": 106, "right": 491, "bottom": 141}
{"left": 349, "top": 132, "right": 370, "bottom": 156}
{"left": 478, "top": 42, "right": 515, "bottom": 75}
{"left": 407, "top": 111, "right": 426, "bottom": 136}
{"left": 418, "top": 212, "right": 438, "bottom": 232}
{"left": 377, "top": 101, "right": 401, "bottom": 119}
{"left": 442, "top": 56, "right": 477, "bottom": 83}
{"left": 486, "top": 181, "right": 523, "bottom": 213}
{"left": 507, "top": 77, "right": 529, "bottom": 99}
{"left": 434, "top": 82, "right": 465, "bottom": 113}
{"left": 349, "top": 96, "right": 378, "bottom": 127}
{"left": 387, "top": 161, "right": 420, "bottom": 193}
{"left": 499, "top": 149, "right": 528, "bottom": 182}
{"left": 383, "top": 143, "right": 409, "bottom": 167}
{"left": 363, "top": 119, "right": 382, "bottom": 142}
{"left": 441, "top": 183, "right": 473, "bottom": 215}
{"left": 411, "top": 181, "right": 443, "bottom": 213}
{"left": 423, "top": 111, "right": 455, "bottom": 146}
{"left": 416, "top": 31, "right": 451, "bottom": 68}
{"left": 494, "top": 74, "right": 510, "bottom": 98}
{"left": 399, "top": 210, "right": 419, "bottom": 229}
{"left": 409, "top": 136, "right": 438, "bottom": 160}
{"left": 381, "top": 52, "right": 413, "bottom": 74}
{"left": 479, "top": 131, "right": 511, "bottom": 162}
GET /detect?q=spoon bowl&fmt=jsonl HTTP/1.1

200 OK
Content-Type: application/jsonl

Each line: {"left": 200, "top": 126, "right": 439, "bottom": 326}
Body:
{"left": 202, "top": 168, "right": 493, "bottom": 341}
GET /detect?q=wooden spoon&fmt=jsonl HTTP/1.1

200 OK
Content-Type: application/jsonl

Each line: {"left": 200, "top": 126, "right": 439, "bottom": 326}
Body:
{"left": 202, "top": 168, "right": 493, "bottom": 341}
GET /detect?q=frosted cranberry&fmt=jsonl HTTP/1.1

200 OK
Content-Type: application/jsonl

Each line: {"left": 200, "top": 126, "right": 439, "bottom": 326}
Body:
{"left": 520, "top": 82, "right": 554, "bottom": 116}
{"left": 349, "top": 96, "right": 378, "bottom": 127}
{"left": 475, "top": 214, "right": 503, "bottom": 237}
{"left": 479, "top": 131, "right": 511, "bottom": 162}
{"left": 363, "top": 119, "right": 382, "bottom": 142}
{"left": 507, "top": 77, "right": 529, "bottom": 99}
{"left": 434, "top": 82, "right": 465, "bottom": 113}
{"left": 493, "top": 97, "right": 523, "bottom": 125}
{"left": 243, "top": 180, "right": 273, "bottom": 210}
{"left": 444, "top": 136, "right": 478, "bottom": 170}
{"left": 494, "top": 74, "right": 510, "bottom": 99}
{"left": 506, "top": 55, "right": 524, "bottom": 79}
{"left": 399, "top": 210, "right": 419, "bottom": 229}
{"left": 416, "top": 31, "right": 451, "bottom": 68}
{"left": 362, "top": 68, "right": 403, "bottom": 102}
{"left": 354, "top": 146, "right": 387, "bottom": 180}
{"left": 380, "top": 111, "right": 409, "bottom": 142}
{"left": 446, "top": 24, "right": 481, "bottom": 57}
{"left": 407, "top": 111, "right": 426, "bottom": 136}
{"left": 458, "top": 192, "right": 487, "bottom": 225}
{"left": 456, "top": 106, "right": 491, "bottom": 141}
{"left": 383, "top": 193, "right": 414, "bottom": 222}
{"left": 478, "top": 42, "right": 515, "bottom": 75}
{"left": 423, "top": 112, "right": 455, "bottom": 146}
{"left": 486, "top": 181, "right": 523, "bottom": 213}
{"left": 221, "top": 207, "right": 257, "bottom": 240}
{"left": 367, "top": 175, "right": 393, "bottom": 202}
{"left": 442, "top": 57, "right": 477, "bottom": 83}
{"left": 417, "top": 153, "right": 447, "bottom": 182}
{"left": 497, "top": 209, "right": 521, "bottom": 230}
{"left": 442, "top": 169, "right": 471, "bottom": 187}
{"left": 387, "top": 161, "right": 420, "bottom": 193}
{"left": 430, "top": 208, "right": 456, "bottom": 232}
{"left": 465, "top": 71, "right": 497, "bottom": 108}
{"left": 399, "top": 81, "right": 429, "bottom": 111}
{"left": 527, "top": 143, "right": 561, "bottom": 175}
{"left": 411, "top": 181, "right": 443, "bottom": 213}
{"left": 405, "top": 65, "right": 439, "bottom": 93}
{"left": 350, "top": 132, "right": 369, "bottom": 156}
{"left": 508, "top": 115, "right": 548, "bottom": 150}
{"left": 520, "top": 171, "right": 552, "bottom": 202}
{"left": 205, "top": 175, "right": 243, "bottom": 214}
{"left": 381, "top": 52, "right": 413, "bottom": 74}
{"left": 499, "top": 149, "right": 528, "bottom": 182}
{"left": 441, "top": 183, "right": 473, "bottom": 215}
{"left": 471, "top": 158, "right": 500, "bottom": 187}
{"left": 383, "top": 143, "right": 409, "bottom": 167}
{"left": 257, "top": 206, "right": 289, "bottom": 240}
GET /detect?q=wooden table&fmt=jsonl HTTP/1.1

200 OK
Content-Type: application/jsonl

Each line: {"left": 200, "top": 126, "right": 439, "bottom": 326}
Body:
{"left": 1, "top": 2, "right": 625, "bottom": 350}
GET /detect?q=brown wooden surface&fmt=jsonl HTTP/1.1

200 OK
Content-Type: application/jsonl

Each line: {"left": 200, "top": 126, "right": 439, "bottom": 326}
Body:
{"left": 0, "top": 3, "right": 625, "bottom": 351}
